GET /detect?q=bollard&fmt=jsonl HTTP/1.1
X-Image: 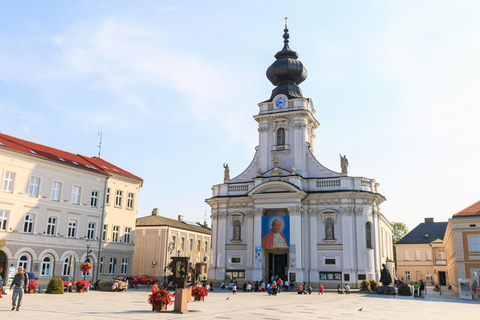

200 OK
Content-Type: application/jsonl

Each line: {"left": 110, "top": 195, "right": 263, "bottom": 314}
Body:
{"left": 38, "top": 286, "right": 42, "bottom": 293}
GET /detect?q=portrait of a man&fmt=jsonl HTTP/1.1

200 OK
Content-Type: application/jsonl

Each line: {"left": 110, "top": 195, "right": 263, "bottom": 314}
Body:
{"left": 261, "top": 216, "right": 289, "bottom": 248}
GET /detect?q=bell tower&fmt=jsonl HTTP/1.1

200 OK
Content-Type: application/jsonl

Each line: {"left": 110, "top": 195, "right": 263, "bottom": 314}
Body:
{"left": 255, "top": 22, "right": 319, "bottom": 178}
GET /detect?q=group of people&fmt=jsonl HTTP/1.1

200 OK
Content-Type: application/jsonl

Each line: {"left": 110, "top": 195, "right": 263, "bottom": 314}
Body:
{"left": 412, "top": 281, "right": 426, "bottom": 298}
{"left": 336, "top": 284, "right": 350, "bottom": 294}
{"left": 221, "top": 277, "right": 290, "bottom": 294}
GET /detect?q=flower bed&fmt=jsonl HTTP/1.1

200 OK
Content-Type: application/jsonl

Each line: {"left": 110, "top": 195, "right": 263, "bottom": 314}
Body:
{"left": 192, "top": 285, "right": 208, "bottom": 300}
{"left": 75, "top": 279, "right": 90, "bottom": 292}
{"left": 148, "top": 288, "right": 173, "bottom": 311}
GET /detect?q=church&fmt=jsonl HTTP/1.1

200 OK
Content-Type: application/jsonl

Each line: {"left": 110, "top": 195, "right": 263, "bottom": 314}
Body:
{"left": 207, "top": 24, "right": 394, "bottom": 288}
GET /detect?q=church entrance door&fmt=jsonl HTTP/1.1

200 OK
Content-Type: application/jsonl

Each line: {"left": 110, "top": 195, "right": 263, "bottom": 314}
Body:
{"left": 268, "top": 252, "right": 288, "bottom": 281}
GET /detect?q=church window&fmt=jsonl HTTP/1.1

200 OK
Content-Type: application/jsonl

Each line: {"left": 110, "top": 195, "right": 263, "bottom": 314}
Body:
{"left": 365, "top": 222, "right": 372, "bottom": 249}
{"left": 276, "top": 128, "right": 285, "bottom": 145}
{"left": 225, "top": 269, "right": 245, "bottom": 279}
{"left": 325, "top": 258, "right": 336, "bottom": 265}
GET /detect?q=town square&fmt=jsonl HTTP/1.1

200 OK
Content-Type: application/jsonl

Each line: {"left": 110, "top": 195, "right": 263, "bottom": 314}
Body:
{"left": 1, "top": 1, "right": 480, "bottom": 318}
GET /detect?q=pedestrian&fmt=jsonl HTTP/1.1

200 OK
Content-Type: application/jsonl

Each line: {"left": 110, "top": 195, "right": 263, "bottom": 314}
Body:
{"left": 413, "top": 282, "right": 419, "bottom": 298}
{"left": 277, "top": 278, "right": 283, "bottom": 293}
{"left": 243, "top": 282, "right": 247, "bottom": 292}
{"left": 261, "top": 281, "right": 266, "bottom": 292}
{"left": 232, "top": 283, "right": 237, "bottom": 294}
{"left": 307, "top": 285, "right": 313, "bottom": 294}
{"left": 247, "top": 282, "right": 252, "bottom": 292}
{"left": 10, "top": 266, "right": 28, "bottom": 311}
{"left": 319, "top": 284, "right": 324, "bottom": 295}
{"left": 221, "top": 281, "right": 225, "bottom": 289}
{"left": 209, "top": 281, "right": 214, "bottom": 291}
{"left": 419, "top": 281, "right": 426, "bottom": 298}
{"left": 345, "top": 284, "right": 350, "bottom": 294}
{"left": 284, "top": 279, "right": 289, "bottom": 291}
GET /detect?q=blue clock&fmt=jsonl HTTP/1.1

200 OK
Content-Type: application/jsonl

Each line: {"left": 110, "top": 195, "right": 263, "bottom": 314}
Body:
{"left": 275, "top": 97, "right": 287, "bottom": 108}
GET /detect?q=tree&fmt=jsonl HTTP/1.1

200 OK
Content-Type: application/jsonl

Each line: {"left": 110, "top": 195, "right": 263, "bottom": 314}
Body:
{"left": 392, "top": 222, "right": 408, "bottom": 243}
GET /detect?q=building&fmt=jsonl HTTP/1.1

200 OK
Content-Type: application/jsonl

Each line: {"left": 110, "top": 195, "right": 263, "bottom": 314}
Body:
{"left": 132, "top": 209, "right": 211, "bottom": 283}
{"left": 394, "top": 218, "right": 448, "bottom": 285}
{"left": 206, "top": 25, "right": 393, "bottom": 288}
{"left": 444, "top": 200, "right": 480, "bottom": 297}
{"left": 0, "top": 133, "right": 142, "bottom": 285}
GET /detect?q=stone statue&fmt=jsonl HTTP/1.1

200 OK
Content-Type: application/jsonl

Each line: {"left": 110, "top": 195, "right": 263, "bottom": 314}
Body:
{"left": 272, "top": 152, "right": 279, "bottom": 168}
{"left": 234, "top": 222, "right": 241, "bottom": 240}
{"left": 326, "top": 220, "right": 334, "bottom": 239}
{"left": 380, "top": 263, "right": 392, "bottom": 286}
{"left": 339, "top": 154, "right": 348, "bottom": 173}
{"left": 223, "top": 163, "right": 230, "bottom": 181}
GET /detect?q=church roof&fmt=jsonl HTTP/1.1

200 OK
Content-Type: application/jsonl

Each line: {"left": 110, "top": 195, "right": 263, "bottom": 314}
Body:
{"left": 136, "top": 214, "right": 211, "bottom": 235}
{"left": 395, "top": 221, "right": 447, "bottom": 245}
{"left": 453, "top": 200, "right": 480, "bottom": 217}
{"left": 0, "top": 132, "right": 142, "bottom": 182}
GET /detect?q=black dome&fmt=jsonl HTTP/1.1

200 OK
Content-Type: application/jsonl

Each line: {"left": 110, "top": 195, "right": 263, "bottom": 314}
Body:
{"left": 265, "top": 25, "right": 307, "bottom": 102}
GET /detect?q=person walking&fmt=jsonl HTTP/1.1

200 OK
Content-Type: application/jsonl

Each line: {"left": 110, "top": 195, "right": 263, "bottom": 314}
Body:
{"left": 419, "top": 281, "right": 426, "bottom": 298}
{"left": 284, "top": 279, "right": 289, "bottom": 291}
{"left": 10, "top": 266, "right": 28, "bottom": 311}
{"left": 345, "top": 284, "right": 350, "bottom": 294}
{"left": 319, "top": 284, "right": 325, "bottom": 295}
{"left": 232, "top": 283, "right": 237, "bottom": 294}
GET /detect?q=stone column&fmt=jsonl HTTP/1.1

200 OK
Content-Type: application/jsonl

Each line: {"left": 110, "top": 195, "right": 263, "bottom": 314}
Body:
{"left": 288, "top": 206, "right": 303, "bottom": 283}
{"left": 246, "top": 210, "right": 254, "bottom": 280}
{"left": 252, "top": 208, "right": 263, "bottom": 280}
{"left": 215, "top": 211, "right": 227, "bottom": 280}
{"left": 308, "top": 207, "right": 319, "bottom": 283}
{"left": 207, "top": 213, "right": 217, "bottom": 280}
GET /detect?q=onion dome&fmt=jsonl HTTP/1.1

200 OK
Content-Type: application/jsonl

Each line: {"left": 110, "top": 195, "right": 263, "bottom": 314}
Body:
{"left": 266, "top": 23, "right": 308, "bottom": 101}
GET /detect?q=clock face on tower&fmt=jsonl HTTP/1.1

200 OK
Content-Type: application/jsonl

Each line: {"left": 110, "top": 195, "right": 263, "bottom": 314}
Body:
{"left": 275, "top": 96, "right": 287, "bottom": 108}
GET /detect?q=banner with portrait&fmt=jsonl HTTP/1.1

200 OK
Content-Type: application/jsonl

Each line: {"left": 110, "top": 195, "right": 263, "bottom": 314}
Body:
{"left": 261, "top": 216, "right": 290, "bottom": 248}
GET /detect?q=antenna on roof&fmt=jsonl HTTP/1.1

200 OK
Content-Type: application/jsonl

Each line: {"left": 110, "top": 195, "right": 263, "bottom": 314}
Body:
{"left": 204, "top": 210, "right": 207, "bottom": 225}
{"left": 97, "top": 128, "right": 103, "bottom": 158}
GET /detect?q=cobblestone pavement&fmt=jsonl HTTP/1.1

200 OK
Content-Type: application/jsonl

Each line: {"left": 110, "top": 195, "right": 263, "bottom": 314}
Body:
{"left": 0, "top": 286, "right": 478, "bottom": 320}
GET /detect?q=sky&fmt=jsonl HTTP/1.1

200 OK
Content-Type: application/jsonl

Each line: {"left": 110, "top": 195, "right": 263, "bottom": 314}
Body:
{"left": 1, "top": 1, "right": 480, "bottom": 231}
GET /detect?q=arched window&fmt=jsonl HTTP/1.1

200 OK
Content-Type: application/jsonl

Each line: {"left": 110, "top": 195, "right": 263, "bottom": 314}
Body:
{"left": 41, "top": 256, "right": 52, "bottom": 276}
{"left": 277, "top": 128, "right": 285, "bottom": 145}
{"left": 18, "top": 255, "right": 29, "bottom": 271}
{"left": 365, "top": 222, "right": 372, "bottom": 249}
{"left": 63, "top": 255, "right": 74, "bottom": 276}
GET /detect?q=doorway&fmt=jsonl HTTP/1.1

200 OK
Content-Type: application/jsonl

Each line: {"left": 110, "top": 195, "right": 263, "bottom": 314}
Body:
{"left": 438, "top": 271, "right": 446, "bottom": 285}
{"left": 268, "top": 253, "right": 288, "bottom": 281}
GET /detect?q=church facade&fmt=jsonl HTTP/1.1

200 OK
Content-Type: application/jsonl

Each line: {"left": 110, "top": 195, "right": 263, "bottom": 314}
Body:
{"left": 207, "top": 25, "right": 393, "bottom": 288}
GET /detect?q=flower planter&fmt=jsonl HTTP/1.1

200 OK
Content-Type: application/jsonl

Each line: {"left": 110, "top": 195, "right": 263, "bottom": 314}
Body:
{"left": 27, "top": 289, "right": 35, "bottom": 294}
{"left": 77, "top": 288, "right": 85, "bottom": 293}
{"left": 152, "top": 304, "right": 167, "bottom": 311}
{"left": 194, "top": 295, "right": 205, "bottom": 301}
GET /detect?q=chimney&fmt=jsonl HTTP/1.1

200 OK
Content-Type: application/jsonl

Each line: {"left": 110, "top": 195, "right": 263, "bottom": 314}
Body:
{"left": 178, "top": 215, "right": 184, "bottom": 221}
{"left": 204, "top": 221, "right": 208, "bottom": 227}
{"left": 152, "top": 208, "right": 159, "bottom": 216}
{"left": 424, "top": 218, "right": 434, "bottom": 223}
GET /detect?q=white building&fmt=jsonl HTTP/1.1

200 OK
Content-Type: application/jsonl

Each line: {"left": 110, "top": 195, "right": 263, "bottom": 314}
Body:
{"left": 207, "top": 25, "right": 393, "bottom": 287}
{"left": 0, "top": 133, "right": 142, "bottom": 285}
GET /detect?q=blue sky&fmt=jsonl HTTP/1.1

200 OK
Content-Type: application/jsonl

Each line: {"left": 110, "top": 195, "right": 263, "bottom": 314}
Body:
{"left": 1, "top": 1, "right": 479, "bottom": 230}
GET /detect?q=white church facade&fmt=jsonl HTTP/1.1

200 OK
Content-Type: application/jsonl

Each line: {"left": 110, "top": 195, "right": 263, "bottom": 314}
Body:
{"left": 207, "top": 25, "right": 394, "bottom": 288}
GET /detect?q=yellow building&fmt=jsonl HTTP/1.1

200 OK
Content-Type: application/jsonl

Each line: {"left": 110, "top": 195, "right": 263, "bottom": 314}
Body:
{"left": 395, "top": 218, "right": 447, "bottom": 285}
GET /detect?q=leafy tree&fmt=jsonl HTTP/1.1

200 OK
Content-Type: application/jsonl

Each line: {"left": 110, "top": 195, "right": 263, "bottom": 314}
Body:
{"left": 392, "top": 222, "right": 408, "bottom": 243}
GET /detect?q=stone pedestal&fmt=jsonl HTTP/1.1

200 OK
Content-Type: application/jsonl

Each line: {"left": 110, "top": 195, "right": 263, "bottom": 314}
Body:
{"left": 377, "top": 285, "right": 396, "bottom": 295}
{"left": 174, "top": 288, "right": 188, "bottom": 313}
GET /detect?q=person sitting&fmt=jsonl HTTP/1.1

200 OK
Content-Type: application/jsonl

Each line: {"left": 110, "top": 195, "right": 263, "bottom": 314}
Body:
{"left": 297, "top": 284, "right": 303, "bottom": 294}
{"left": 209, "top": 281, "right": 214, "bottom": 291}
{"left": 307, "top": 285, "right": 313, "bottom": 294}
{"left": 272, "top": 283, "right": 277, "bottom": 296}
{"left": 111, "top": 281, "right": 119, "bottom": 292}
{"left": 118, "top": 282, "right": 125, "bottom": 292}
{"left": 337, "top": 285, "right": 344, "bottom": 294}
{"left": 221, "top": 281, "right": 226, "bottom": 289}
{"left": 434, "top": 284, "right": 440, "bottom": 292}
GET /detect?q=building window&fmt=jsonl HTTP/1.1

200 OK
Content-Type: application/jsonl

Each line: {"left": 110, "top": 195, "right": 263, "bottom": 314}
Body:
{"left": 29, "top": 177, "right": 40, "bottom": 197}
{"left": 106, "top": 188, "right": 110, "bottom": 205}
{"left": 0, "top": 210, "right": 8, "bottom": 231}
{"left": 365, "top": 222, "right": 372, "bottom": 249}
{"left": 415, "top": 250, "right": 420, "bottom": 261}
{"left": 127, "top": 193, "right": 134, "bottom": 209}
{"left": 2, "top": 171, "right": 15, "bottom": 192}
{"left": 438, "top": 249, "right": 446, "bottom": 260}
{"left": 124, "top": 227, "right": 131, "bottom": 243}
{"left": 344, "top": 274, "right": 350, "bottom": 281}
{"left": 72, "top": 186, "right": 81, "bottom": 204}
{"left": 90, "top": 190, "right": 99, "bottom": 208}
{"left": 18, "top": 255, "right": 29, "bottom": 271}
{"left": 197, "top": 240, "right": 201, "bottom": 252}
{"left": 426, "top": 250, "right": 432, "bottom": 261}
{"left": 225, "top": 269, "right": 245, "bottom": 279}
{"left": 99, "top": 257, "right": 104, "bottom": 274}
{"left": 205, "top": 241, "right": 209, "bottom": 252}
{"left": 426, "top": 271, "right": 432, "bottom": 283}
{"left": 115, "top": 190, "right": 123, "bottom": 207}
{"left": 231, "top": 257, "right": 241, "bottom": 263}
{"left": 41, "top": 256, "right": 52, "bottom": 276}
{"left": 87, "top": 222, "right": 96, "bottom": 240}
{"left": 180, "top": 237, "right": 185, "bottom": 250}
{"left": 121, "top": 258, "right": 128, "bottom": 275}
{"left": 189, "top": 239, "right": 193, "bottom": 251}
{"left": 404, "top": 250, "right": 409, "bottom": 261}
{"left": 357, "top": 274, "right": 366, "bottom": 280}
{"left": 320, "top": 272, "right": 342, "bottom": 280}
{"left": 468, "top": 236, "right": 480, "bottom": 253}
{"left": 68, "top": 220, "right": 77, "bottom": 238}
{"left": 112, "top": 226, "right": 119, "bottom": 242}
{"left": 23, "top": 214, "right": 34, "bottom": 233}
{"left": 46, "top": 217, "right": 57, "bottom": 236}
{"left": 172, "top": 236, "right": 176, "bottom": 249}
{"left": 51, "top": 182, "right": 62, "bottom": 201}
{"left": 103, "top": 225, "right": 107, "bottom": 241}
{"left": 325, "top": 258, "right": 336, "bottom": 265}
{"left": 109, "top": 258, "right": 116, "bottom": 274}
{"left": 63, "top": 255, "right": 73, "bottom": 276}
{"left": 276, "top": 128, "right": 285, "bottom": 145}
{"left": 405, "top": 271, "right": 410, "bottom": 281}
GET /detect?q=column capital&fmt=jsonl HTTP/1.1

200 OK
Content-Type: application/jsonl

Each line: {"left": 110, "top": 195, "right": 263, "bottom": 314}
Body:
{"left": 254, "top": 208, "right": 263, "bottom": 217}
{"left": 218, "top": 211, "right": 227, "bottom": 219}
{"left": 308, "top": 207, "right": 318, "bottom": 217}
{"left": 288, "top": 206, "right": 303, "bottom": 216}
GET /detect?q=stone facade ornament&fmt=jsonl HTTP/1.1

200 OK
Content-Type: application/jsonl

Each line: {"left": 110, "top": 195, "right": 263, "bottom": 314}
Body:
{"left": 288, "top": 206, "right": 302, "bottom": 216}
{"left": 340, "top": 207, "right": 353, "bottom": 216}
{"left": 258, "top": 126, "right": 269, "bottom": 133}
{"left": 229, "top": 213, "right": 244, "bottom": 226}
{"left": 223, "top": 163, "right": 230, "bottom": 181}
{"left": 320, "top": 210, "right": 337, "bottom": 223}
{"left": 257, "top": 168, "right": 263, "bottom": 176}
{"left": 290, "top": 165, "right": 296, "bottom": 175}
{"left": 355, "top": 207, "right": 364, "bottom": 215}
{"left": 218, "top": 212, "right": 227, "bottom": 219}
{"left": 339, "top": 154, "right": 348, "bottom": 174}
{"left": 308, "top": 208, "right": 317, "bottom": 217}
{"left": 247, "top": 210, "right": 254, "bottom": 218}
{"left": 253, "top": 208, "right": 263, "bottom": 217}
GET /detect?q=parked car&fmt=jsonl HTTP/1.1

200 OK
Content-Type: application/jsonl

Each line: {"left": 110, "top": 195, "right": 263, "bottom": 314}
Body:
{"left": 113, "top": 276, "right": 138, "bottom": 288}
{"left": 134, "top": 275, "right": 156, "bottom": 285}
{"left": 54, "top": 275, "right": 73, "bottom": 292}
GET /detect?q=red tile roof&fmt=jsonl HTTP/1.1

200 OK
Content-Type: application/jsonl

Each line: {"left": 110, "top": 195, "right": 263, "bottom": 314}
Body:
{"left": 0, "top": 132, "right": 142, "bottom": 182}
{"left": 453, "top": 200, "right": 480, "bottom": 217}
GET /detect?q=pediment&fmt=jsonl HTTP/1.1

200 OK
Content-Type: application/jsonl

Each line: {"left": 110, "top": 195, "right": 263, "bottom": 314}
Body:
{"left": 248, "top": 181, "right": 302, "bottom": 195}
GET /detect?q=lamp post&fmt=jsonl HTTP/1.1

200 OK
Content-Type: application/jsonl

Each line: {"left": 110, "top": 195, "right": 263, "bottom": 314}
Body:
{"left": 84, "top": 239, "right": 92, "bottom": 280}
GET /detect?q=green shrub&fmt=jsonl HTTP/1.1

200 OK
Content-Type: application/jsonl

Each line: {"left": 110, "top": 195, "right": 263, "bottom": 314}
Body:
{"left": 46, "top": 277, "right": 64, "bottom": 294}
{"left": 360, "top": 280, "right": 371, "bottom": 291}
{"left": 369, "top": 280, "right": 378, "bottom": 291}
{"left": 398, "top": 284, "right": 412, "bottom": 296}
